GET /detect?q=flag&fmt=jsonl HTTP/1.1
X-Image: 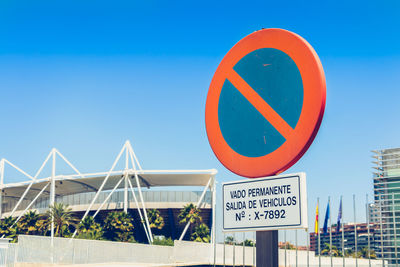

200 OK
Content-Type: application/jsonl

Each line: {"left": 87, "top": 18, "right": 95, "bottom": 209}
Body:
{"left": 323, "top": 201, "right": 330, "bottom": 234}
{"left": 336, "top": 198, "right": 342, "bottom": 232}
{"left": 314, "top": 203, "right": 319, "bottom": 234}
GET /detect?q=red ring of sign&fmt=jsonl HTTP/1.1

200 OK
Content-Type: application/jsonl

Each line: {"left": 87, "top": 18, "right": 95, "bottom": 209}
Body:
{"left": 205, "top": 28, "right": 326, "bottom": 178}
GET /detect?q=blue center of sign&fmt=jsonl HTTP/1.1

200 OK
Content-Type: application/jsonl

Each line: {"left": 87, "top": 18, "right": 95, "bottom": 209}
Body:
{"left": 218, "top": 48, "right": 303, "bottom": 157}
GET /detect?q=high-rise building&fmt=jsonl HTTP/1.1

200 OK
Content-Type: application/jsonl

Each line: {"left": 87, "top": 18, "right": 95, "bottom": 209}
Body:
{"left": 310, "top": 223, "right": 379, "bottom": 255}
{"left": 368, "top": 203, "right": 380, "bottom": 224}
{"left": 372, "top": 148, "right": 400, "bottom": 265}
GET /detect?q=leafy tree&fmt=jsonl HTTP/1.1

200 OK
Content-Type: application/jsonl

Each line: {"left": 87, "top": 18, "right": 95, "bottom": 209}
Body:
{"left": 46, "top": 203, "right": 78, "bottom": 237}
{"left": 361, "top": 247, "right": 377, "bottom": 259}
{"left": 152, "top": 236, "right": 174, "bottom": 246}
{"left": 178, "top": 203, "right": 202, "bottom": 237}
{"left": 191, "top": 223, "right": 210, "bottom": 243}
{"left": 77, "top": 216, "right": 103, "bottom": 240}
{"left": 147, "top": 209, "right": 165, "bottom": 230}
{"left": 17, "top": 210, "right": 40, "bottom": 235}
{"left": 103, "top": 211, "right": 135, "bottom": 242}
{"left": 0, "top": 216, "right": 17, "bottom": 242}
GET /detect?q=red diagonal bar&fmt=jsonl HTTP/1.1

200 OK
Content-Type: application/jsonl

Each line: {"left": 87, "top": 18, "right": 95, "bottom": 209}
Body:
{"left": 226, "top": 69, "right": 295, "bottom": 140}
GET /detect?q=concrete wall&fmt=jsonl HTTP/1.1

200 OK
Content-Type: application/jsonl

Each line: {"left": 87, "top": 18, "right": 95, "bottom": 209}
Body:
{"left": 4, "top": 235, "right": 385, "bottom": 267}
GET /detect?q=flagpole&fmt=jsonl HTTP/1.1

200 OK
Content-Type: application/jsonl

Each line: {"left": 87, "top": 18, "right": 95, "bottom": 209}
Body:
{"left": 223, "top": 232, "right": 226, "bottom": 267}
{"left": 306, "top": 228, "right": 310, "bottom": 267}
{"left": 295, "top": 229, "right": 298, "bottom": 267}
{"left": 366, "top": 194, "right": 371, "bottom": 267}
{"left": 233, "top": 232, "right": 236, "bottom": 267}
{"left": 318, "top": 197, "right": 321, "bottom": 267}
{"left": 379, "top": 194, "right": 385, "bottom": 267}
{"left": 353, "top": 194, "right": 358, "bottom": 267}
{"left": 341, "top": 196, "right": 345, "bottom": 267}
{"left": 284, "top": 230, "right": 287, "bottom": 267}
{"left": 392, "top": 193, "right": 398, "bottom": 267}
{"left": 329, "top": 196, "right": 333, "bottom": 267}
{"left": 243, "top": 232, "right": 245, "bottom": 267}
{"left": 306, "top": 190, "right": 310, "bottom": 267}
{"left": 253, "top": 232, "right": 255, "bottom": 267}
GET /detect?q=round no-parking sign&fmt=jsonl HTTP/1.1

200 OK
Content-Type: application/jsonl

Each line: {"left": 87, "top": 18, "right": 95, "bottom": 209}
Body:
{"left": 205, "top": 28, "right": 326, "bottom": 178}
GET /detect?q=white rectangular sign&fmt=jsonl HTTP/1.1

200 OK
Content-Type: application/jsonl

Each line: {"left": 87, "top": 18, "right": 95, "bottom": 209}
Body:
{"left": 223, "top": 173, "right": 308, "bottom": 232}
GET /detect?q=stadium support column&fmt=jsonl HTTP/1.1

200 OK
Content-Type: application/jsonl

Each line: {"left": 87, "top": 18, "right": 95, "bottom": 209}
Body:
{"left": 0, "top": 159, "right": 4, "bottom": 219}
{"left": 133, "top": 171, "right": 153, "bottom": 243}
{"left": 124, "top": 174, "right": 128, "bottom": 213}
{"left": 124, "top": 148, "right": 129, "bottom": 213}
{"left": 127, "top": 142, "right": 153, "bottom": 243}
{"left": 50, "top": 149, "right": 56, "bottom": 242}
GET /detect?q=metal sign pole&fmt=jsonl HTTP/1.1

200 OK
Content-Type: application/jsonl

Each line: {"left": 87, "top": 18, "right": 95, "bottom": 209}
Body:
{"left": 329, "top": 197, "right": 332, "bottom": 267}
{"left": 243, "top": 232, "right": 245, "bottom": 267}
{"left": 294, "top": 229, "right": 299, "bottom": 267}
{"left": 253, "top": 232, "right": 256, "bottom": 267}
{"left": 353, "top": 194, "right": 358, "bottom": 267}
{"left": 341, "top": 196, "right": 345, "bottom": 267}
{"left": 392, "top": 193, "right": 398, "bottom": 267}
{"left": 379, "top": 194, "right": 385, "bottom": 267}
{"left": 366, "top": 194, "right": 371, "bottom": 267}
{"left": 233, "top": 233, "right": 236, "bottom": 267}
{"left": 318, "top": 197, "right": 321, "bottom": 267}
{"left": 223, "top": 232, "right": 226, "bottom": 267}
{"left": 284, "top": 230, "right": 287, "bottom": 267}
{"left": 256, "top": 230, "right": 278, "bottom": 267}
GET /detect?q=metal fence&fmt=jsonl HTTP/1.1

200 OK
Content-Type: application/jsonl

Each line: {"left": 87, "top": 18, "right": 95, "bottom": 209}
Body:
{"left": 217, "top": 193, "right": 389, "bottom": 267}
{"left": 1, "top": 234, "right": 386, "bottom": 267}
{"left": 3, "top": 235, "right": 221, "bottom": 266}
{"left": 0, "top": 193, "right": 396, "bottom": 266}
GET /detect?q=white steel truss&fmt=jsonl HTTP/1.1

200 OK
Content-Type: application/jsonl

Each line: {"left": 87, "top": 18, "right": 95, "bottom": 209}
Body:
{"left": 0, "top": 140, "right": 217, "bottom": 247}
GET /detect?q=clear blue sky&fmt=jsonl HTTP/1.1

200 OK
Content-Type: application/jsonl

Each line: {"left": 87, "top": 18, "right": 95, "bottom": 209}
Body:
{"left": 1, "top": 0, "right": 400, "bottom": 244}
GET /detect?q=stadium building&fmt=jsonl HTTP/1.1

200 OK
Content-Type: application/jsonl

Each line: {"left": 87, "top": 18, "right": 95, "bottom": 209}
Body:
{"left": 0, "top": 141, "right": 217, "bottom": 243}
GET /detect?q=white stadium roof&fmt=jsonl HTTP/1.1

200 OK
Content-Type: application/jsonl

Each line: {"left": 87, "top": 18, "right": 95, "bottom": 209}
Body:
{"left": 0, "top": 141, "right": 217, "bottom": 244}
{"left": 2, "top": 170, "right": 217, "bottom": 202}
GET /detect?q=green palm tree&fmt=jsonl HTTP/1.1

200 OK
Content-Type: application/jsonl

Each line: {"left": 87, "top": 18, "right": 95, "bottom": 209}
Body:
{"left": 360, "top": 247, "right": 377, "bottom": 259}
{"left": 191, "top": 223, "right": 210, "bottom": 243}
{"left": 243, "top": 239, "right": 255, "bottom": 247}
{"left": 77, "top": 216, "right": 103, "bottom": 240}
{"left": 147, "top": 209, "right": 165, "bottom": 230}
{"left": 0, "top": 216, "right": 17, "bottom": 242}
{"left": 344, "top": 248, "right": 353, "bottom": 257}
{"left": 225, "top": 235, "right": 235, "bottom": 245}
{"left": 103, "top": 211, "right": 135, "bottom": 242}
{"left": 46, "top": 203, "right": 78, "bottom": 237}
{"left": 35, "top": 216, "right": 50, "bottom": 236}
{"left": 17, "top": 210, "right": 40, "bottom": 235}
{"left": 178, "top": 203, "right": 202, "bottom": 237}
{"left": 321, "top": 243, "right": 341, "bottom": 257}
